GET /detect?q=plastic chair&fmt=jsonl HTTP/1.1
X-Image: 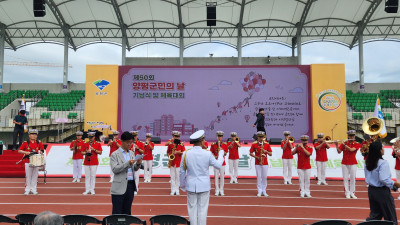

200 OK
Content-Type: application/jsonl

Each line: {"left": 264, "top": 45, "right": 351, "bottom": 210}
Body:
{"left": 311, "top": 220, "right": 351, "bottom": 225}
{"left": 355, "top": 221, "right": 395, "bottom": 225}
{"left": 15, "top": 213, "right": 37, "bottom": 225}
{"left": 63, "top": 214, "right": 101, "bottom": 225}
{"left": 149, "top": 214, "right": 190, "bottom": 225}
{"left": 102, "top": 215, "right": 146, "bottom": 225}
{"left": 0, "top": 215, "right": 18, "bottom": 223}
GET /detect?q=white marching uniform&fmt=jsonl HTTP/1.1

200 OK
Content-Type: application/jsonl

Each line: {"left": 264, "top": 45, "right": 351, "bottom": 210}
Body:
{"left": 180, "top": 146, "right": 225, "bottom": 225}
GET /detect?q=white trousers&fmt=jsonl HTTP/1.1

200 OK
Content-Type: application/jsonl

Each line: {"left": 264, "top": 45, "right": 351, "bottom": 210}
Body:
{"left": 342, "top": 164, "right": 357, "bottom": 195}
{"left": 298, "top": 169, "right": 311, "bottom": 195}
{"left": 214, "top": 165, "right": 225, "bottom": 192}
{"left": 255, "top": 165, "right": 268, "bottom": 194}
{"left": 228, "top": 159, "right": 239, "bottom": 181}
{"left": 84, "top": 165, "right": 97, "bottom": 192}
{"left": 187, "top": 191, "right": 210, "bottom": 225}
{"left": 170, "top": 166, "right": 180, "bottom": 193}
{"left": 143, "top": 160, "right": 153, "bottom": 181}
{"left": 282, "top": 159, "right": 292, "bottom": 183}
{"left": 25, "top": 163, "right": 39, "bottom": 192}
{"left": 72, "top": 159, "right": 82, "bottom": 179}
{"left": 134, "top": 168, "right": 140, "bottom": 190}
{"left": 316, "top": 161, "right": 327, "bottom": 183}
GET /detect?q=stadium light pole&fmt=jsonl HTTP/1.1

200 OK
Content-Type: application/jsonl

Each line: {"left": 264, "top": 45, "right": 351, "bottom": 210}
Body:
{"left": 0, "top": 24, "right": 5, "bottom": 93}
{"left": 62, "top": 36, "right": 69, "bottom": 92}
{"left": 358, "top": 32, "right": 365, "bottom": 92}
{"left": 122, "top": 37, "right": 126, "bottom": 66}
{"left": 297, "top": 35, "right": 302, "bottom": 65}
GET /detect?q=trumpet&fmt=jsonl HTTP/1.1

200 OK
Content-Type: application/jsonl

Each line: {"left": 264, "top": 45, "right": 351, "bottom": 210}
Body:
{"left": 235, "top": 137, "right": 240, "bottom": 143}
{"left": 325, "top": 136, "right": 331, "bottom": 141}
{"left": 325, "top": 139, "right": 353, "bottom": 144}
{"left": 288, "top": 136, "right": 295, "bottom": 143}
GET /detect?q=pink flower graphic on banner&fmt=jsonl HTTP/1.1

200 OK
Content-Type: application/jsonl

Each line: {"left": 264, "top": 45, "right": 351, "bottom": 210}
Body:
{"left": 240, "top": 71, "right": 266, "bottom": 97}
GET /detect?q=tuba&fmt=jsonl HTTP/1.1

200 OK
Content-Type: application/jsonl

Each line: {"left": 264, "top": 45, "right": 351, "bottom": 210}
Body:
{"left": 362, "top": 117, "right": 384, "bottom": 136}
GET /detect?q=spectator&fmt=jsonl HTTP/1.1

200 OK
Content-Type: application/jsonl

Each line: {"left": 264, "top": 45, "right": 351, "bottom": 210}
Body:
{"left": 34, "top": 211, "right": 63, "bottom": 225}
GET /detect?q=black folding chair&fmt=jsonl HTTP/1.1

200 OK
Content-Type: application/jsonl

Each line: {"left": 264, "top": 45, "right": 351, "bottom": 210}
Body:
{"left": 311, "top": 220, "right": 352, "bottom": 225}
{"left": 102, "top": 215, "right": 146, "bottom": 225}
{"left": 63, "top": 214, "right": 101, "bottom": 225}
{"left": 149, "top": 214, "right": 190, "bottom": 225}
{"left": 356, "top": 220, "right": 395, "bottom": 225}
{"left": 15, "top": 213, "right": 37, "bottom": 225}
{"left": 0, "top": 215, "right": 18, "bottom": 223}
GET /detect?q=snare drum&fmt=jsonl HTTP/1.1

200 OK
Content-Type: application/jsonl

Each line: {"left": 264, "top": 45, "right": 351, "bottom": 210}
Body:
{"left": 29, "top": 154, "right": 45, "bottom": 167}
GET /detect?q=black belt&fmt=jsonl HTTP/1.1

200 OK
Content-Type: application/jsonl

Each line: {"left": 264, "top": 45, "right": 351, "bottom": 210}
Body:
{"left": 368, "top": 185, "right": 386, "bottom": 189}
{"left": 128, "top": 180, "right": 134, "bottom": 183}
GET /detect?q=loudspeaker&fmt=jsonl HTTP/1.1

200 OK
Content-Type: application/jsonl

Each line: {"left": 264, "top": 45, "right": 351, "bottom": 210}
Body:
{"left": 385, "top": 0, "right": 398, "bottom": 13}
{"left": 151, "top": 137, "right": 161, "bottom": 144}
{"left": 269, "top": 138, "right": 282, "bottom": 145}
{"left": 33, "top": 0, "right": 46, "bottom": 17}
{"left": 206, "top": 6, "right": 216, "bottom": 26}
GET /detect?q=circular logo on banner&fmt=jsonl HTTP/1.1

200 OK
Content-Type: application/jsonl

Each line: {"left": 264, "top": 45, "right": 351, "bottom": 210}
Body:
{"left": 317, "top": 89, "right": 343, "bottom": 112}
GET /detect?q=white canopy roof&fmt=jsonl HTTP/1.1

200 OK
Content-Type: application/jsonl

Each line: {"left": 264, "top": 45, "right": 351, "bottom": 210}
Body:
{"left": 1, "top": 0, "right": 399, "bottom": 50}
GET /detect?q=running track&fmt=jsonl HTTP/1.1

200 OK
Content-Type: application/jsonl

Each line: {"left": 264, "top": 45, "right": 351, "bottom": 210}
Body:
{"left": 0, "top": 177, "right": 399, "bottom": 225}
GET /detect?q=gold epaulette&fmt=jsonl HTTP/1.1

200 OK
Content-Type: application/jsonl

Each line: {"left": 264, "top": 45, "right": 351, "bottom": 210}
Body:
{"left": 222, "top": 142, "right": 227, "bottom": 145}
{"left": 212, "top": 142, "right": 216, "bottom": 145}
{"left": 253, "top": 141, "right": 258, "bottom": 144}
{"left": 264, "top": 141, "right": 269, "bottom": 144}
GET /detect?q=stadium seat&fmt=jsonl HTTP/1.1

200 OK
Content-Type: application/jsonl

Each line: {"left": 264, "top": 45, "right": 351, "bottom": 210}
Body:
{"left": 102, "top": 215, "right": 146, "bottom": 225}
{"left": 310, "top": 220, "right": 351, "bottom": 225}
{"left": 0, "top": 215, "right": 18, "bottom": 223}
{"left": 355, "top": 221, "right": 395, "bottom": 225}
{"left": 149, "top": 214, "right": 190, "bottom": 225}
{"left": 15, "top": 213, "right": 37, "bottom": 225}
{"left": 63, "top": 214, "right": 101, "bottom": 225}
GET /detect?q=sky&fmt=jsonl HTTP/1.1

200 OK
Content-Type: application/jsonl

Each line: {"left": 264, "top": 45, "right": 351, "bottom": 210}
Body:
{"left": 3, "top": 40, "right": 400, "bottom": 84}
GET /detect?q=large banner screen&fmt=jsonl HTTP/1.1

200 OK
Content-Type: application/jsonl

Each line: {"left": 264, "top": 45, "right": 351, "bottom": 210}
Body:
{"left": 118, "top": 66, "right": 311, "bottom": 141}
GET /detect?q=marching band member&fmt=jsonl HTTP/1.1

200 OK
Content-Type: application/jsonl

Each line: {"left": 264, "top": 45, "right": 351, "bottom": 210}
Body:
{"left": 281, "top": 131, "right": 294, "bottom": 184}
{"left": 167, "top": 131, "right": 185, "bottom": 195}
{"left": 249, "top": 131, "right": 272, "bottom": 197}
{"left": 82, "top": 132, "right": 102, "bottom": 195}
{"left": 130, "top": 131, "right": 144, "bottom": 194}
{"left": 335, "top": 130, "right": 361, "bottom": 199}
{"left": 18, "top": 129, "right": 44, "bottom": 195}
{"left": 314, "top": 133, "right": 330, "bottom": 185}
{"left": 108, "top": 130, "right": 121, "bottom": 183}
{"left": 361, "top": 134, "right": 379, "bottom": 160}
{"left": 70, "top": 131, "right": 84, "bottom": 183}
{"left": 143, "top": 133, "right": 155, "bottom": 183}
{"left": 228, "top": 132, "right": 241, "bottom": 184}
{"left": 292, "top": 135, "right": 313, "bottom": 198}
{"left": 202, "top": 139, "right": 209, "bottom": 150}
{"left": 391, "top": 137, "right": 400, "bottom": 200}
{"left": 210, "top": 131, "right": 228, "bottom": 196}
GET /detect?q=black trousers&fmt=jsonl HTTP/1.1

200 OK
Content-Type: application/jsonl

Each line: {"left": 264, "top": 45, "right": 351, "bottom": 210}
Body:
{"left": 12, "top": 128, "right": 24, "bottom": 150}
{"left": 257, "top": 127, "right": 266, "bottom": 133}
{"left": 367, "top": 186, "right": 398, "bottom": 225}
{"left": 112, "top": 180, "right": 136, "bottom": 215}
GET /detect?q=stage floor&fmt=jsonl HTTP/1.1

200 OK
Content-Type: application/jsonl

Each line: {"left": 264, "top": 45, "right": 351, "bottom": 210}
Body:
{"left": 0, "top": 177, "right": 399, "bottom": 225}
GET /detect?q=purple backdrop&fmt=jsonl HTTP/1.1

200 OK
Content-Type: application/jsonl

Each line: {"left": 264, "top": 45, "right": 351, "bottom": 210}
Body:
{"left": 118, "top": 66, "right": 311, "bottom": 142}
